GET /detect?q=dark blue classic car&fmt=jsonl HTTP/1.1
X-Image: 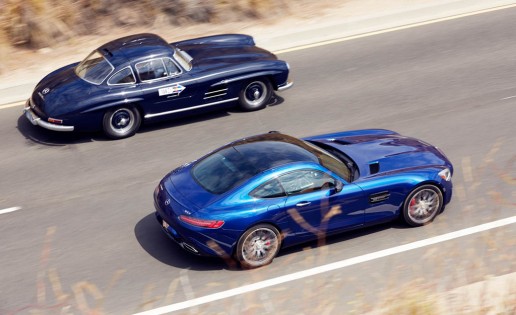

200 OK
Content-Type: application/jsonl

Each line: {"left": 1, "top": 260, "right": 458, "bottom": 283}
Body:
{"left": 23, "top": 33, "right": 292, "bottom": 139}
{"left": 154, "top": 129, "right": 453, "bottom": 268}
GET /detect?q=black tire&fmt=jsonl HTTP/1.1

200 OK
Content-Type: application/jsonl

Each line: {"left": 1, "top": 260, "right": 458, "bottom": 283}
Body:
{"left": 235, "top": 224, "right": 281, "bottom": 269}
{"left": 238, "top": 79, "right": 272, "bottom": 111}
{"left": 402, "top": 184, "right": 443, "bottom": 227}
{"left": 102, "top": 106, "right": 141, "bottom": 139}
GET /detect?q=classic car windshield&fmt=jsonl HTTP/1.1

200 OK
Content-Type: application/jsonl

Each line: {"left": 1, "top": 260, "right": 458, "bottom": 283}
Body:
{"left": 75, "top": 50, "right": 114, "bottom": 85}
{"left": 173, "top": 48, "right": 193, "bottom": 71}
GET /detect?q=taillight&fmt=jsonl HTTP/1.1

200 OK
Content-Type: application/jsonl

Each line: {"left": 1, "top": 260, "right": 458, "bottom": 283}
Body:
{"left": 179, "top": 215, "right": 224, "bottom": 229}
{"left": 48, "top": 118, "right": 63, "bottom": 124}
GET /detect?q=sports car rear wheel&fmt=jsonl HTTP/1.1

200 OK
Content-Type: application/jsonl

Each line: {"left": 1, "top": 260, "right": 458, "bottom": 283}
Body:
{"left": 239, "top": 79, "right": 272, "bottom": 111}
{"left": 403, "top": 184, "right": 443, "bottom": 226}
{"left": 102, "top": 106, "right": 141, "bottom": 139}
{"left": 236, "top": 224, "right": 281, "bottom": 269}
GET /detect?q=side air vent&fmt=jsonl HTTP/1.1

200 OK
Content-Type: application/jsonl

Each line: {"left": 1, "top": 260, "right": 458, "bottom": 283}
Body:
{"left": 369, "top": 162, "right": 380, "bottom": 174}
{"left": 204, "top": 85, "right": 228, "bottom": 100}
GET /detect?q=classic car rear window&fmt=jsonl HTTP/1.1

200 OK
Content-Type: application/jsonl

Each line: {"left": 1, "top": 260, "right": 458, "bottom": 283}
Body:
{"left": 108, "top": 67, "right": 136, "bottom": 85}
{"left": 75, "top": 50, "right": 114, "bottom": 85}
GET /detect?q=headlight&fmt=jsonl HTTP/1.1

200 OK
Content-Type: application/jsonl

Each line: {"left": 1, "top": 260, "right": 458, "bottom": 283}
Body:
{"left": 438, "top": 168, "right": 451, "bottom": 181}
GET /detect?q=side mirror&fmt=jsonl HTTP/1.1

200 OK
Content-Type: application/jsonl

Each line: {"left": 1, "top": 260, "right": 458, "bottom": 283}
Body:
{"left": 333, "top": 180, "right": 344, "bottom": 193}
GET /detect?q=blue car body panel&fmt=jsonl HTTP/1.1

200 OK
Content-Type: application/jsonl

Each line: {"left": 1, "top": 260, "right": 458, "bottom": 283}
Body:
{"left": 25, "top": 33, "right": 291, "bottom": 133}
{"left": 154, "top": 130, "right": 454, "bottom": 258}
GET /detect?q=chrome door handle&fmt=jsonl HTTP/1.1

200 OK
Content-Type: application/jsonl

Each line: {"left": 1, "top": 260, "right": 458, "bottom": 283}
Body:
{"left": 296, "top": 201, "right": 311, "bottom": 207}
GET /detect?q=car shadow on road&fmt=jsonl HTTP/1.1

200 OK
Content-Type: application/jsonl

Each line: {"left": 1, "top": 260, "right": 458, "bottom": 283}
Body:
{"left": 134, "top": 213, "right": 233, "bottom": 271}
{"left": 135, "top": 212, "right": 412, "bottom": 271}
{"left": 277, "top": 219, "right": 411, "bottom": 259}
{"left": 16, "top": 95, "right": 284, "bottom": 145}
{"left": 17, "top": 115, "right": 105, "bottom": 146}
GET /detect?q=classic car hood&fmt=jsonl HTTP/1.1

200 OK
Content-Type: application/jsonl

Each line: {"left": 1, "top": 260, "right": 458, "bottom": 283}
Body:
{"left": 180, "top": 44, "right": 277, "bottom": 71}
{"left": 164, "top": 163, "right": 222, "bottom": 211}
{"left": 305, "top": 130, "right": 452, "bottom": 178}
{"left": 31, "top": 63, "right": 93, "bottom": 117}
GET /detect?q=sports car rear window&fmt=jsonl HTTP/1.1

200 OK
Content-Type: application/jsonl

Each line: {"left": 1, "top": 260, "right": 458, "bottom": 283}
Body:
{"left": 75, "top": 50, "right": 114, "bottom": 85}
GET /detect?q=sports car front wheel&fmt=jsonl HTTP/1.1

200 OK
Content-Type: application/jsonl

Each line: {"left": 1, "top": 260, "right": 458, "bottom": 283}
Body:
{"left": 238, "top": 79, "right": 272, "bottom": 111}
{"left": 236, "top": 224, "right": 281, "bottom": 269}
{"left": 102, "top": 106, "right": 141, "bottom": 139}
{"left": 403, "top": 184, "right": 443, "bottom": 226}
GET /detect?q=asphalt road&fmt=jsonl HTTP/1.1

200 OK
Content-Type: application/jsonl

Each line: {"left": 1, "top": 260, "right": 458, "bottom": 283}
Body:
{"left": 1, "top": 6, "right": 515, "bottom": 315}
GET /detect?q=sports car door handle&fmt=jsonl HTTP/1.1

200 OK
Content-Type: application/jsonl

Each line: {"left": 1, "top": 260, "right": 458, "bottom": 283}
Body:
{"left": 296, "top": 201, "right": 311, "bottom": 207}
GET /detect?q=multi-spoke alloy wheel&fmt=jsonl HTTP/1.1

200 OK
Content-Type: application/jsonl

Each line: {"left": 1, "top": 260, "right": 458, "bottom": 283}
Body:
{"left": 238, "top": 79, "right": 272, "bottom": 111}
{"left": 236, "top": 224, "right": 281, "bottom": 269}
{"left": 403, "top": 185, "right": 443, "bottom": 226}
{"left": 102, "top": 106, "right": 141, "bottom": 139}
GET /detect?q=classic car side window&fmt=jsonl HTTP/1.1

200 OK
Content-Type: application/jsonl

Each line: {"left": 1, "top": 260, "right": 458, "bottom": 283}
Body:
{"left": 107, "top": 67, "right": 136, "bottom": 85}
{"left": 163, "top": 58, "right": 181, "bottom": 76}
{"left": 278, "top": 169, "right": 335, "bottom": 196}
{"left": 135, "top": 59, "right": 168, "bottom": 82}
{"left": 251, "top": 179, "right": 286, "bottom": 199}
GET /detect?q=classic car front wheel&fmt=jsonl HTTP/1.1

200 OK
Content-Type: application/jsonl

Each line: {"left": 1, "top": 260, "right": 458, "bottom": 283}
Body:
{"left": 102, "top": 106, "right": 141, "bottom": 139}
{"left": 402, "top": 184, "right": 443, "bottom": 227}
{"left": 239, "top": 79, "right": 272, "bottom": 111}
{"left": 235, "top": 224, "right": 281, "bottom": 269}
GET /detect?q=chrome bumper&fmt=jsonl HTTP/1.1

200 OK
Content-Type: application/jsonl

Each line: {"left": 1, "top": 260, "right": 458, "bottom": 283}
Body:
{"left": 23, "top": 107, "right": 74, "bottom": 132}
{"left": 277, "top": 79, "right": 294, "bottom": 91}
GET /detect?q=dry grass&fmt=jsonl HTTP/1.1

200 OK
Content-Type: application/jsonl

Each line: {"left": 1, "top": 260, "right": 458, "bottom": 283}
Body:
{"left": 0, "top": 0, "right": 321, "bottom": 49}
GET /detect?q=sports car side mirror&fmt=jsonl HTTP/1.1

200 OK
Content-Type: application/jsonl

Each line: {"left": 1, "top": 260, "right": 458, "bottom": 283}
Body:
{"left": 333, "top": 180, "right": 344, "bottom": 194}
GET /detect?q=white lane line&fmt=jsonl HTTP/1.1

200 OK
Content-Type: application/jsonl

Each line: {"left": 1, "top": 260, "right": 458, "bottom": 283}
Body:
{"left": 134, "top": 215, "right": 516, "bottom": 315}
{"left": 275, "top": 3, "right": 516, "bottom": 54}
{"left": 501, "top": 95, "right": 516, "bottom": 100}
{"left": 0, "top": 207, "right": 22, "bottom": 215}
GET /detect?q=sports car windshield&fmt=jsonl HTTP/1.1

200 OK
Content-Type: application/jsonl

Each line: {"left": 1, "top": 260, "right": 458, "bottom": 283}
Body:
{"left": 75, "top": 50, "right": 114, "bottom": 85}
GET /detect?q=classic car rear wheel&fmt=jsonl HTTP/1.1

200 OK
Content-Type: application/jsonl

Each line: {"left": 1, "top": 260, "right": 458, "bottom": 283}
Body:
{"left": 102, "top": 107, "right": 141, "bottom": 139}
{"left": 239, "top": 79, "right": 272, "bottom": 111}
{"left": 236, "top": 224, "right": 281, "bottom": 269}
{"left": 403, "top": 184, "right": 443, "bottom": 227}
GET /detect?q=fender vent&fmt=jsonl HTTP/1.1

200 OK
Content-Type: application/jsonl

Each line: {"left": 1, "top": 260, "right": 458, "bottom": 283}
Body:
{"left": 204, "top": 85, "right": 228, "bottom": 100}
{"left": 369, "top": 191, "right": 390, "bottom": 203}
{"left": 369, "top": 162, "right": 380, "bottom": 174}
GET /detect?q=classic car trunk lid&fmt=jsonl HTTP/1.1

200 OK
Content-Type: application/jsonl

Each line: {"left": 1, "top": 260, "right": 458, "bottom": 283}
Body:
{"left": 32, "top": 65, "right": 93, "bottom": 117}
{"left": 183, "top": 44, "right": 277, "bottom": 70}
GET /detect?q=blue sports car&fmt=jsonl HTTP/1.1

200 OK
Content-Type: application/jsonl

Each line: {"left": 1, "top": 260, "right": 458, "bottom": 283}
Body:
{"left": 154, "top": 129, "right": 453, "bottom": 268}
{"left": 23, "top": 33, "right": 292, "bottom": 139}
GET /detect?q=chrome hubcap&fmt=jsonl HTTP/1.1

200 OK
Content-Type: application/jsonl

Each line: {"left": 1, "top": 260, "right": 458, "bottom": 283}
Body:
{"left": 245, "top": 81, "right": 267, "bottom": 106}
{"left": 110, "top": 109, "right": 135, "bottom": 134}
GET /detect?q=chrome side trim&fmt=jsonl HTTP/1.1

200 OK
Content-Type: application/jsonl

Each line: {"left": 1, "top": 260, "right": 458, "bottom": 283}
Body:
{"left": 23, "top": 107, "right": 74, "bottom": 132}
{"left": 144, "top": 97, "right": 238, "bottom": 119}
{"left": 205, "top": 88, "right": 228, "bottom": 95}
{"left": 277, "top": 79, "right": 294, "bottom": 91}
